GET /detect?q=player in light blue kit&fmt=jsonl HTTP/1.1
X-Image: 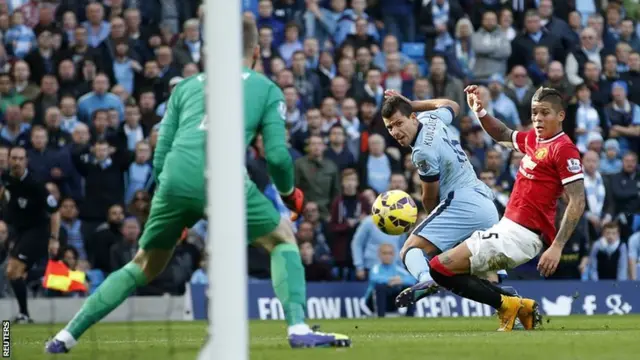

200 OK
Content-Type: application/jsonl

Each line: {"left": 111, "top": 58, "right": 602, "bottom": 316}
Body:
{"left": 381, "top": 90, "right": 505, "bottom": 308}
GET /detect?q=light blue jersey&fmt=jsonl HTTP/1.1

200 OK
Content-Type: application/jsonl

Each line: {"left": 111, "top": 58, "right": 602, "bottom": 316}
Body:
{"left": 409, "top": 107, "right": 498, "bottom": 252}
{"left": 410, "top": 107, "right": 492, "bottom": 199}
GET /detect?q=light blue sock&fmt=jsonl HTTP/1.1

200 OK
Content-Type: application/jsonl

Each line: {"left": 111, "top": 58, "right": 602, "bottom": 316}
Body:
{"left": 404, "top": 248, "right": 433, "bottom": 283}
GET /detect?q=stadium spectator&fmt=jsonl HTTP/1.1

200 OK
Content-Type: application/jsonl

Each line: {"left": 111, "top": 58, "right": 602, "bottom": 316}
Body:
{"left": 12, "top": 60, "right": 39, "bottom": 100}
{"left": 77, "top": 73, "right": 123, "bottom": 123}
{"left": 588, "top": 222, "right": 628, "bottom": 281}
{"left": 26, "top": 125, "right": 57, "bottom": 183}
{"left": 72, "top": 139, "right": 126, "bottom": 226}
{"left": 600, "top": 138, "right": 623, "bottom": 175}
{"left": 109, "top": 216, "right": 140, "bottom": 272}
{"left": 381, "top": 52, "right": 412, "bottom": 95}
{"left": 357, "top": 134, "right": 398, "bottom": 193}
{"left": 299, "top": 239, "right": 333, "bottom": 282}
{"left": 583, "top": 151, "right": 608, "bottom": 240}
{"left": 172, "top": 19, "right": 202, "bottom": 69}
{"left": 544, "top": 61, "right": 575, "bottom": 103}
{"left": 0, "top": 105, "right": 30, "bottom": 147}
{"left": 472, "top": 11, "right": 510, "bottom": 81}
{"left": 428, "top": 55, "right": 464, "bottom": 111}
{"left": 364, "top": 243, "right": 415, "bottom": 317}
{"left": 567, "top": 83, "right": 606, "bottom": 153}
{"left": 606, "top": 151, "right": 640, "bottom": 239}
{"left": 566, "top": 27, "right": 605, "bottom": 86}
{"left": 527, "top": 45, "right": 551, "bottom": 86}
{"left": 487, "top": 74, "right": 521, "bottom": 129}
{"left": 503, "top": 66, "right": 535, "bottom": 127}
{"left": 509, "top": 9, "right": 564, "bottom": 70}
{"left": 295, "top": 134, "right": 340, "bottom": 218}
{"left": 373, "top": 35, "right": 410, "bottom": 72}
{"left": 291, "top": 50, "right": 322, "bottom": 109}
{"left": 621, "top": 51, "right": 640, "bottom": 104}
{"left": 581, "top": 61, "right": 609, "bottom": 107}
{"left": 83, "top": 2, "right": 110, "bottom": 48}
{"left": 58, "top": 198, "right": 92, "bottom": 267}
{"left": 124, "top": 142, "right": 153, "bottom": 205}
{"left": 43, "top": 106, "right": 71, "bottom": 150}
{"left": 328, "top": 168, "right": 368, "bottom": 278}
{"left": 479, "top": 169, "right": 508, "bottom": 217}
{"left": 279, "top": 22, "right": 303, "bottom": 66}
{"left": 299, "top": 201, "right": 332, "bottom": 261}
{"left": 295, "top": 220, "right": 330, "bottom": 265}
{"left": 0, "top": 72, "right": 25, "bottom": 112}
{"left": 606, "top": 80, "right": 640, "bottom": 154}
{"left": 324, "top": 124, "right": 355, "bottom": 172}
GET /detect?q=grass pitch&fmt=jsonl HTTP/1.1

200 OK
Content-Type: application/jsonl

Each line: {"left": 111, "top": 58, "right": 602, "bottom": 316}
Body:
{"left": 8, "top": 315, "right": 640, "bottom": 360}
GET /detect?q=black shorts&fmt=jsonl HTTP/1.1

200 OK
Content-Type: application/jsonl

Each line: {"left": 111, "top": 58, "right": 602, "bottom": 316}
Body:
{"left": 9, "top": 226, "right": 49, "bottom": 268}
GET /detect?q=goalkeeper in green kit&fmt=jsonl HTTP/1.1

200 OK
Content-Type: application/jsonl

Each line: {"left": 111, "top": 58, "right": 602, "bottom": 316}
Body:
{"left": 46, "top": 18, "right": 350, "bottom": 353}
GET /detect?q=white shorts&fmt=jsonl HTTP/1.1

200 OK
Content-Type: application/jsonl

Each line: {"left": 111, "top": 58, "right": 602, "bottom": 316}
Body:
{"left": 464, "top": 217, "right": 544, "bottom": 275}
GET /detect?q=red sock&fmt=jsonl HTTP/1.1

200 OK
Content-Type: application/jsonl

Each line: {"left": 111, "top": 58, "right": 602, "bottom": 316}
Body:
{"left": 429, "top": 256, "right": 455, "bottom": 277}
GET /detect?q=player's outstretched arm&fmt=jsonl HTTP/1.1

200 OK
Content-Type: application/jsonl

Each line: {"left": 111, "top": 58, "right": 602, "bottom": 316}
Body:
{"left": 384, "top": 89, "right": 460, "bottom": 125}
{"left": 464, "top": 85, "right": 514, "bottom": 145}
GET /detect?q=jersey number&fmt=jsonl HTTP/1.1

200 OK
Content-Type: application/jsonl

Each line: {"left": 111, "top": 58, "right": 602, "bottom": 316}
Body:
{"left": 482, "top": 233, "right": 498, "bottom": 240}
{"left": 443, "top": 138, "right": 468, "bottom": 164}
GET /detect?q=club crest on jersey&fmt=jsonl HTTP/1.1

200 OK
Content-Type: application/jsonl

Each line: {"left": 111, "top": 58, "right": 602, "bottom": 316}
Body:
{"left": 416, "top": 159, "right": 430, "bottom": 173}
{"left": 535, "top": 147, "right": 548, "bottom": 160}
{"left": 567, "top": 158, "right": 582, "bottom": 173}
{"left": 18, "top": 197, "right": 27, "bottom": 208}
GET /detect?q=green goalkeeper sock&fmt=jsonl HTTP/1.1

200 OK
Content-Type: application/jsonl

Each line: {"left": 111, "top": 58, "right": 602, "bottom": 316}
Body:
{"left": 65, "top": 262, "right": 148, "bottom": 340}
{"left": 270, "top": 243, "right": 306, "bottom": 326}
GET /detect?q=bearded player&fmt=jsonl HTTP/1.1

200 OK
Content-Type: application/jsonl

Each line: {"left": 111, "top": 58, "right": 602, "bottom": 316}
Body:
{"left": 46, "top": 18, "right": 350, "bottom": 353}
{"left": 422, "top": 85, "right": 586, "bottom": 331}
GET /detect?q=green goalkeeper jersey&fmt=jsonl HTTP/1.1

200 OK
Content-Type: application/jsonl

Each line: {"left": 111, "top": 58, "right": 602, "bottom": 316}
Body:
{"left": 153, "top": 69, "right": 294, "bottom": 198}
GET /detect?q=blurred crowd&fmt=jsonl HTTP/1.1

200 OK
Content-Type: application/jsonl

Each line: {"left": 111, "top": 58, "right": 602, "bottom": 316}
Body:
{"left": 1, "top": 0, "right": 640, "bottom": 305}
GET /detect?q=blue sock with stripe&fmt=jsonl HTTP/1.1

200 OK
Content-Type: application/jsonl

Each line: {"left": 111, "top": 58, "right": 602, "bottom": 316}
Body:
{"left": 404, "top": 248, "right": 433, "bottom": 283}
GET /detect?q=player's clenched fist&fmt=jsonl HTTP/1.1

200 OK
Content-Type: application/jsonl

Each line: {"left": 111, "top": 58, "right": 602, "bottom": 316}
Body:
{"left": 281, "top": 188, "right": 304, "bottom": 220}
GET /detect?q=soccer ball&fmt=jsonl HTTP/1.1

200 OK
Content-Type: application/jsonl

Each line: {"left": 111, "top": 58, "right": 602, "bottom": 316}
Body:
{"left": 371, "top": 190, "right": 418, "bottom": 235}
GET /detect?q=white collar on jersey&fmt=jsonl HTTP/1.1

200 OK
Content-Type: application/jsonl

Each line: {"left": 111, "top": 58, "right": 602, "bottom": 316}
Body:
{"left": 537, "top": 131, "right": 564, "bottom": 144}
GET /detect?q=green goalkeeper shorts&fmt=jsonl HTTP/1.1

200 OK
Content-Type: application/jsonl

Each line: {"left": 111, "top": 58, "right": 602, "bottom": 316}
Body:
{"left": 245, "top": 177, "right": 281, "bottom": 242}
{"left": 138, "top": 191, "right": 204, "bottom": 250}
{"left": 139, "top": 179, "right": 281, "bottom": 250}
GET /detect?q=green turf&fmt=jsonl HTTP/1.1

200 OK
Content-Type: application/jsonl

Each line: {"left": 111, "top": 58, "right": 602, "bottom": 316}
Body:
{"left": 7, "top": 315, "right": 640, "bottom": 360}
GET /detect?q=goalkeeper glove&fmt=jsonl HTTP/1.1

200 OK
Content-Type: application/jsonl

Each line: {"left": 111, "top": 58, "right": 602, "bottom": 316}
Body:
{"left": 281, "top": 188, "right": 304, "bottom": 221}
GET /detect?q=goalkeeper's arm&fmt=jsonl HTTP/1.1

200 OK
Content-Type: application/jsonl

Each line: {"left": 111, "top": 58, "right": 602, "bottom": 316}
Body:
{"left": 153, "top": 86, "right": 181, "bottom": 180}
{"left": 260, "top": 89, "right": 295, "bottom": 196}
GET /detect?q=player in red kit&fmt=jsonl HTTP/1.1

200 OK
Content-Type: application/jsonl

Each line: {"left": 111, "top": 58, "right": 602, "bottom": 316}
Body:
{"left": 425, "top": 86, "right": 586, "bottom": 332}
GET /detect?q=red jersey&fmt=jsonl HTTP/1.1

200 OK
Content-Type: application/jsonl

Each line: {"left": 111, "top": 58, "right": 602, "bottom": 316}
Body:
{"left": 505, "top": 130, "right": 584, "bottom": 245}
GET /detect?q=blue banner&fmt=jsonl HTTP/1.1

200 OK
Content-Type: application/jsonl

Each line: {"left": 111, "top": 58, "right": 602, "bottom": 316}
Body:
{"left": 188, "top": 281, "right": 638, "bottom": 320}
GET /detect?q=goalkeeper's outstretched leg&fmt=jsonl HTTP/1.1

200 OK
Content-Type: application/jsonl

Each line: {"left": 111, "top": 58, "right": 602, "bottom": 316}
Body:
{"left": 46, "top": 194, "right": 202, "bottom": 354}
{"left": 253, "top": 216, "right": 351, "bottom": 348}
